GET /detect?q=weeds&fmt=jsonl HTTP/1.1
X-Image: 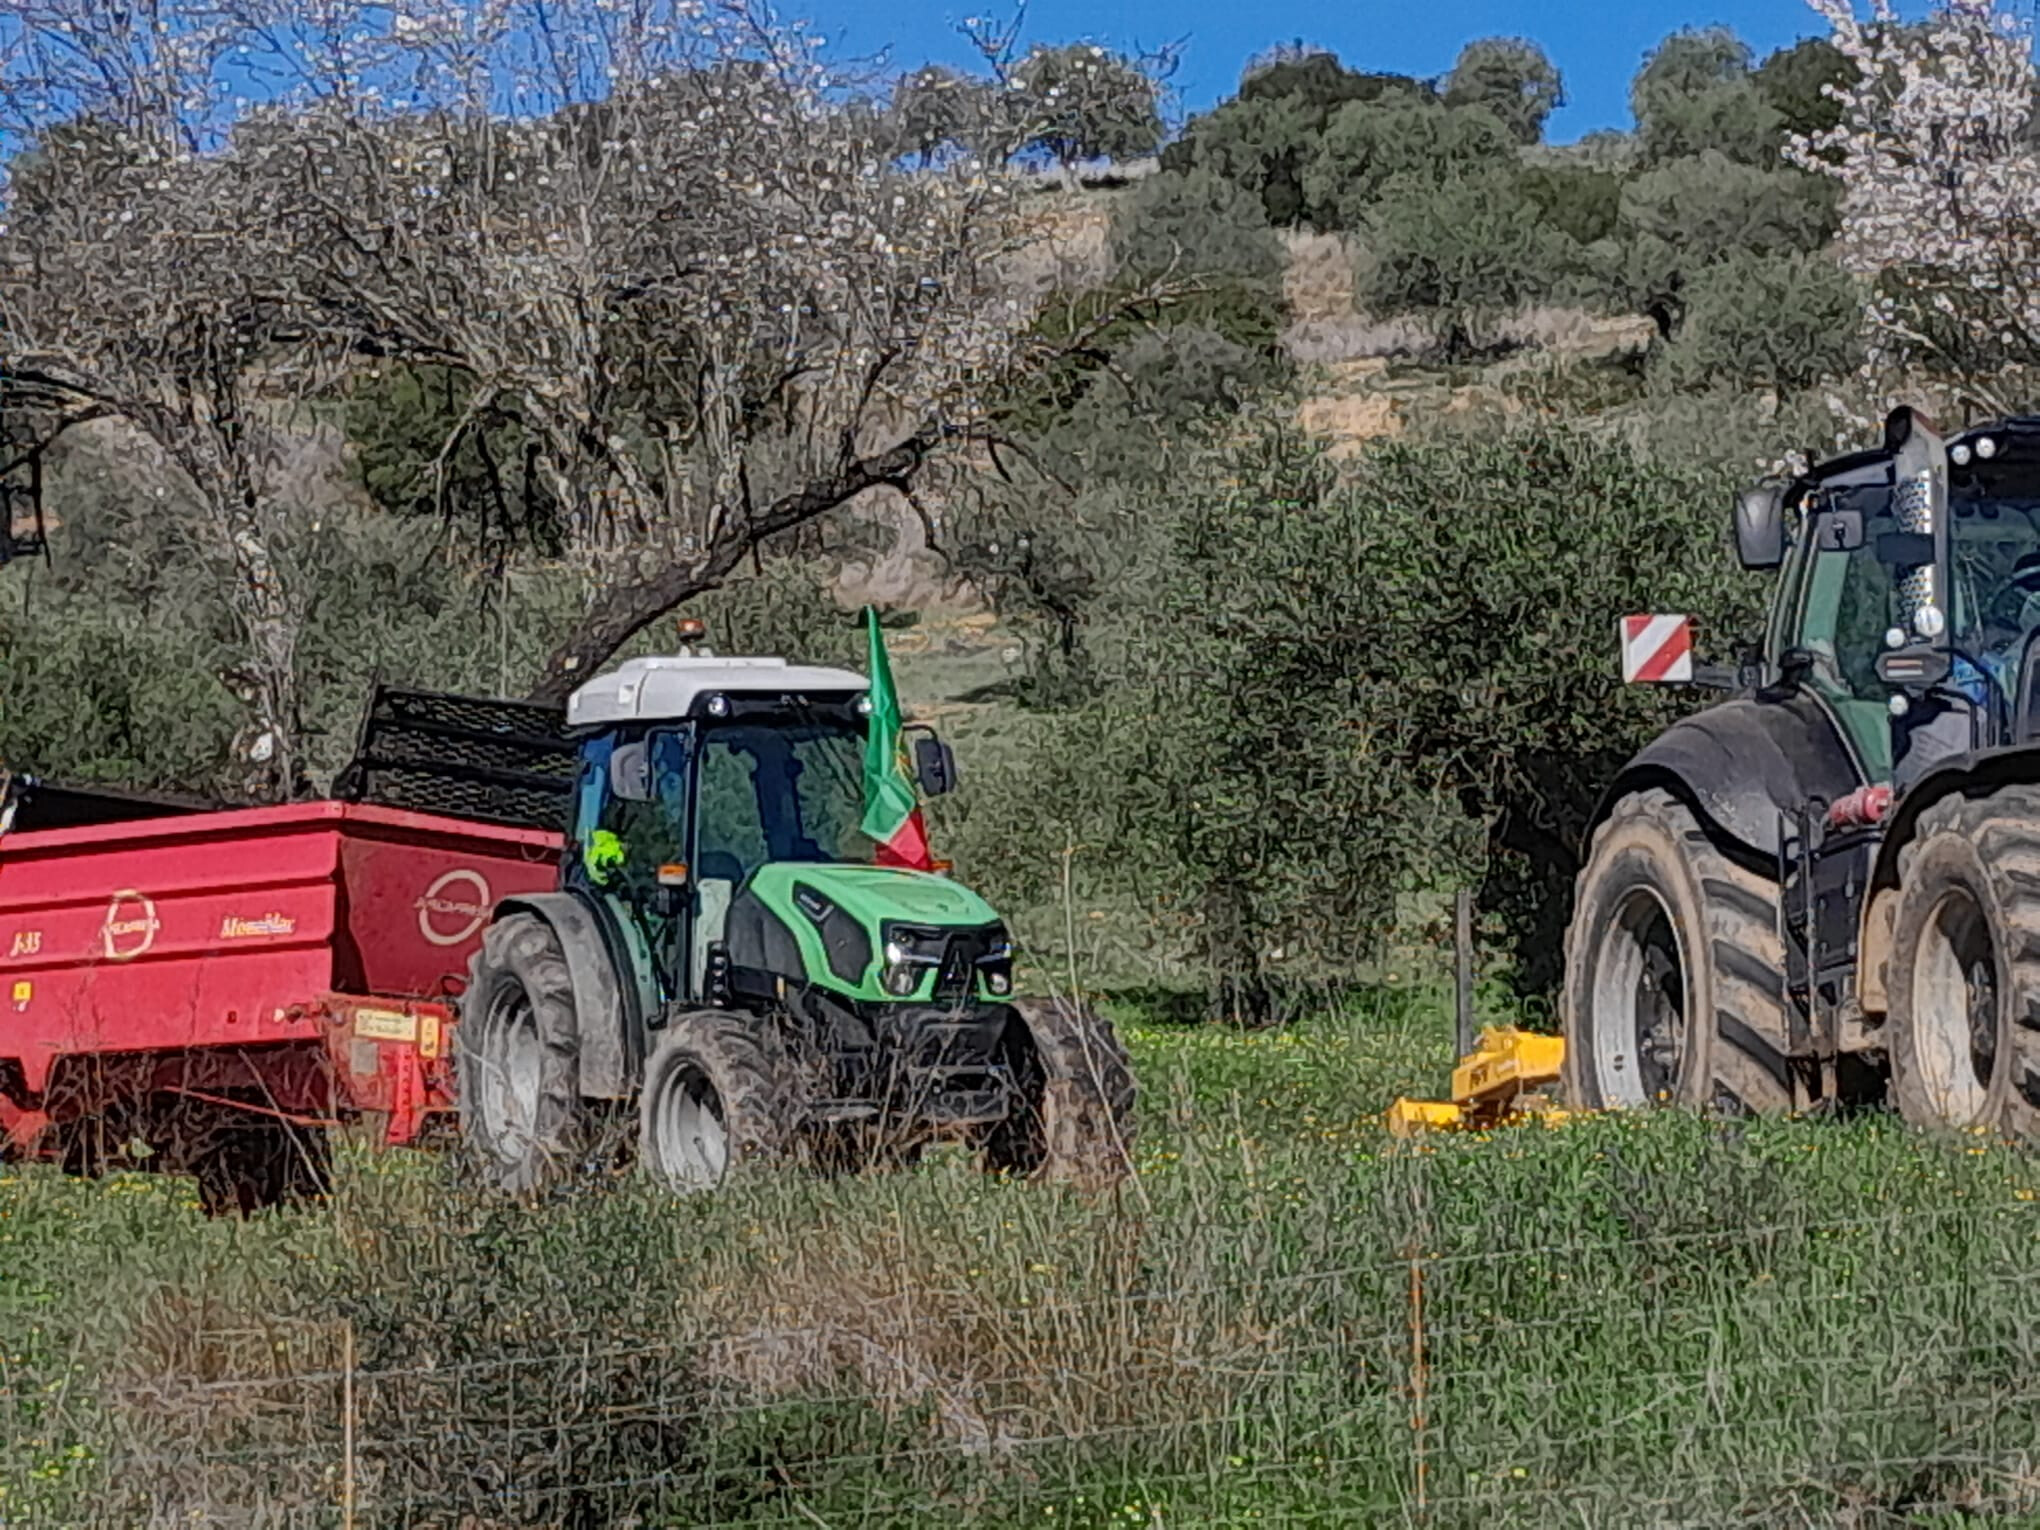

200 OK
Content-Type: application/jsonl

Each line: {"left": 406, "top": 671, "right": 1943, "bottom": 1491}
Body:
{"left": 6, "top": 992, "right": 2040, "bottom": 1525}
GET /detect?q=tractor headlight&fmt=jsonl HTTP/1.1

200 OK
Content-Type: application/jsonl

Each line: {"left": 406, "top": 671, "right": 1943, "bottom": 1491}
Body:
{"left": 879, "top": 923, "right": 943, "bottom": 998}
{"left": 978, "top": 931, "right": 1014, "bottom": 996}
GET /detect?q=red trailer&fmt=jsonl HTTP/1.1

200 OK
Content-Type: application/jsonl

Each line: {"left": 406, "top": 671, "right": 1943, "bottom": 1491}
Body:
{"left": 0, "top": 689, "right": 574, "bottom": 1212}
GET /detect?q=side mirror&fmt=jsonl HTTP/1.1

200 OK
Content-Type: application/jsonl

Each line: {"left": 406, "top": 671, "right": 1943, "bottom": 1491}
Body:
{"left": 1734, "top": 484, "right": 1786, "bottom": 570}
{"left": 913, "top": 735, "right": 958, "bottom": 797}
{"left": 609, "top": 740, "right": 652, "bottom": 802}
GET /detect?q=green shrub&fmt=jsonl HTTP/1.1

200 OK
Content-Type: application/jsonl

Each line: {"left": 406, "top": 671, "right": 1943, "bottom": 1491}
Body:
{"left": 1653, "top": 250, "right": 1865, "bottom": 395}
{"left": 1054, "top": 416, "right": 1765, "bottom": 1009}
{"left": 1301, "top": 101, "right": 1516, "bottom": 232}
{"left": 1519, "top": 163, "right": 1624, "bottom": 247}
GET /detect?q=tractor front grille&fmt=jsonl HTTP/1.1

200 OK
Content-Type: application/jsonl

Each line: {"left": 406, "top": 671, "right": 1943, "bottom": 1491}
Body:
{"left": 932, "top": 922, "right": 1011, "bottom": 1005}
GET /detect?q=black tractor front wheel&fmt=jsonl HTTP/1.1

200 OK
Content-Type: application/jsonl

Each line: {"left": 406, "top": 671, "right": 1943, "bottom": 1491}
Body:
{"left": 1562, "top": 789, "right": 1794, "bottom": 1114}
{"left": 638, "top": 1011, "right": 794, "bottom": 1193}
{"left": 979, "top": 998, "right": 1136, "bottom": 1189}
{"left": 458, "top": 914, "right": 585, "bottom": 1193}
{"left": 1886, "top": 789, "right": 2040, "bottom": 1137}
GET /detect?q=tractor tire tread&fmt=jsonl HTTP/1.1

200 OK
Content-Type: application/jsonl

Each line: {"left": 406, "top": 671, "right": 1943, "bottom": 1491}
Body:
{"left": 1890, "top": 788, "right": 2040, "bottom": 1134}
{"left": 458, "top": 913, "right": 585, "bottom": 1194}
{"left": 1562, "top": 788, "right": 1793, "bottom": 1114}
{"left": 638, "top": 1010, "right": 797, "bottom": 1191}
{"left": 982, "top": 998, "right": 1137, "bottom": 1190}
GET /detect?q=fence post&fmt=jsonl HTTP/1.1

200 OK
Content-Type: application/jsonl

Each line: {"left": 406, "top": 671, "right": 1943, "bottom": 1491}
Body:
{"left": 341, "top": 1319, "right": 356, "bottom": 1530}
{"left": 1454, "top": 888, "right": 1475, "bottom": 1059}
{"left": 1408, "top": 1248, "right": 1428, "bottom": 1519}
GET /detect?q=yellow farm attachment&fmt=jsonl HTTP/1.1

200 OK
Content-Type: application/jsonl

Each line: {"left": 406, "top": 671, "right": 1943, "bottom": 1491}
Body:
{"left": 1385, "top": 1025, "right": 1569, "bottom": 1136}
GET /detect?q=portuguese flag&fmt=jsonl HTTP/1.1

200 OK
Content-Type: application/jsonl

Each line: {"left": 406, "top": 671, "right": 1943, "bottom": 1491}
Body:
{"left": 860, "top": 607, "right": 934, "bottom": 870}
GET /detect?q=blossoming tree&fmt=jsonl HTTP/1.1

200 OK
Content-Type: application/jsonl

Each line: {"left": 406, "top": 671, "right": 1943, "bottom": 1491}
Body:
{"left": 1789, "top": 0, "right": 2040, "bottom": 422}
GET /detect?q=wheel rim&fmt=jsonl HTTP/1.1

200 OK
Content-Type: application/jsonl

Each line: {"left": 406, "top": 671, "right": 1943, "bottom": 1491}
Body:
{"left": 650, "top": 1064, "right": 729, "bottom": 1190}
{"left": 1910, "top": 888, "right": 2000, "bottom": 1125}
{"left": 478, "top": 984, "right": 543, "bottom": 1161}
{"left": 1589, "top": 887, "right": 1690, "bottom": 1108}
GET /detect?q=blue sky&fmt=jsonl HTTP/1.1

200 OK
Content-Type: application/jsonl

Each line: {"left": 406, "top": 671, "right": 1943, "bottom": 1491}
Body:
{"left": 792, "top": 0, "right": 1834, "bottom": 141}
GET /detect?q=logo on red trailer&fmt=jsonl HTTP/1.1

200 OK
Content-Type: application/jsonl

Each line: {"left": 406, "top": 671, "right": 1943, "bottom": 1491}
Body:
{"left": 1619, "top": 614, "right": 1693, "bottom": 684}
{"left": 101, "top": 890, "right": 161, "bottom": 961}
{"left": 417, "top": 869, "right": 492, "bottom": 947}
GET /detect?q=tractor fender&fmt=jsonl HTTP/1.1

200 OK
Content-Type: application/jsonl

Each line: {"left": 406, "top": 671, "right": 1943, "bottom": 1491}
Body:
{"left": 492, "top": 891, "right": 635, "bottom": 1099}
{"left": 1585, "top": 694, "right": 1865, "bottom": 866}
{"left": 1868, "top": 744, "right": 2040, "bottom": 897}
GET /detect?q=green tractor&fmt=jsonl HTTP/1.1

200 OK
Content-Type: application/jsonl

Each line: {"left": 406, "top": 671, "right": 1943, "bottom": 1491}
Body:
{"left": 1564, "top": 406, "right": 2040, "bottom": 1132}
{"left": 448, "top": 640, "right": 1136, "bottom": 1193}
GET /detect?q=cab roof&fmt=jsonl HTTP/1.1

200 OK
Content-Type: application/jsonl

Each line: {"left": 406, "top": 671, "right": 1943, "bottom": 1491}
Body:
{"left": 1802, "top": 414, "right": 2040, "bottom": 497}
{"left": 566, "top": 655, "right": 868, "bottom": 729}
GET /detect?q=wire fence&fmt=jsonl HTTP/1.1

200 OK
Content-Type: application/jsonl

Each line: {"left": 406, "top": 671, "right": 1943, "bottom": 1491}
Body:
{"left": 8, "top": 1190, "right": 2040, "bottom": 1529}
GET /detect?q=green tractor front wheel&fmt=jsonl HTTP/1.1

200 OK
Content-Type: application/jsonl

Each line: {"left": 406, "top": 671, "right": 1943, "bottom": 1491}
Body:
{"left": 979, "top": 997, "right": 1137, "bottom": 1189}
{"left": 638, "top": 1011, "right": 795, "bottom": 1193}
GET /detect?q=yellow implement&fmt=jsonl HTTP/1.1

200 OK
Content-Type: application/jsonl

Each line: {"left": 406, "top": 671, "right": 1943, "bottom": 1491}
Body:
{"left": 1385, "top": 1025, "right": 1569, "bottom": 1136}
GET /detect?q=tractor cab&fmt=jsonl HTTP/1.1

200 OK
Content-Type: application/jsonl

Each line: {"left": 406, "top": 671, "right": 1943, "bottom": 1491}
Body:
{"left": 561, "top": 650, "right": 979, "bottom": 1012}
{"left": 1738, "top": 409, "right": 2040, "bottom": 790}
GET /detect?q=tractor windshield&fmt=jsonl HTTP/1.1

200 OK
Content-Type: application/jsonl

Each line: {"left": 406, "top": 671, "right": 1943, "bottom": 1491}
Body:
{"left": 694, "top": 718, "right": 872, "bottom": 882}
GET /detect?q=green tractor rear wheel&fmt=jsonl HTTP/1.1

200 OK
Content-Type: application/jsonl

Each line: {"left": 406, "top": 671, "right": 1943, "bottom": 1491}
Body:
{"left": 459, "top": 914, "right": 587, "bottom": 1193}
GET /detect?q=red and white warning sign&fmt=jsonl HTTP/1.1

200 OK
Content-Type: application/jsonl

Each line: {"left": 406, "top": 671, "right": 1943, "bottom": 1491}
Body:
{"left": 1619, "top": 614, "right": 1693, "bottom": 684}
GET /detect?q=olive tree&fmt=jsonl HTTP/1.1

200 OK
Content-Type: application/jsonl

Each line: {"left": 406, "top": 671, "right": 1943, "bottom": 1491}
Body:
{"left": 1358, "top": 167, "right": 1576, "bottom": 356}
{"left": 1443, "top": 37, "right": 1565, "bottom": 145}
{"left": 1653, "top": 251, "right": 1865, "bottom": 395}
{"left": 1071, "top": 419, "right": 1761, "bottom": 1013}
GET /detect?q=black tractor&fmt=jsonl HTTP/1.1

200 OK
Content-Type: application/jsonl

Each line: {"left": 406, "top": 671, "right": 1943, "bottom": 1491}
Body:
{"left": 1563, "top": 406, "right": 2040, "bottom": 1134}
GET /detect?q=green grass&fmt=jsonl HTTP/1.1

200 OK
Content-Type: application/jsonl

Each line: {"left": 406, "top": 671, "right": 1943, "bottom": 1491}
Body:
{"left": 7, "top": 994, "right": 2040, "bottom": 1527}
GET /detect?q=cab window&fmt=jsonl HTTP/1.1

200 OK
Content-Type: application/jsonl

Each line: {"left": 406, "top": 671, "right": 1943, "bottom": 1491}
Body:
{"left": 1791, "top": 491, "right": 1895, "bottom": 779}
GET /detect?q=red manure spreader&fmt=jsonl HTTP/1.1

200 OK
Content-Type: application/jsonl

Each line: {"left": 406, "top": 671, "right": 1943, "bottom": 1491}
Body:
{"left": 0, "top": 689, "right": 572, "bottom": 1213}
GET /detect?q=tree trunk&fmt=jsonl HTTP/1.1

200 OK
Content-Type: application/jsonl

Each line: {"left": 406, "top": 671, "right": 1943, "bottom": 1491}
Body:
{"left": 527, "top": 436, "right": 930, "bottom": 705}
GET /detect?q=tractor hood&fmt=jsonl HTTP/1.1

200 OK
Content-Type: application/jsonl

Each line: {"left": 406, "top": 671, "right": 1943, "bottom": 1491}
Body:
{"left": 747, "top": 862, "right": 999, "bottom": 929}
{"left": 731, "top": 861, "right": 1010, "bottom": 1004}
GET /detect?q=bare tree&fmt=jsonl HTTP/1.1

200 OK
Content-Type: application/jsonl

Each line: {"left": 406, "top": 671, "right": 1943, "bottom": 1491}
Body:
{"left": 0, "top": 4, "right": 328, "bottom": 797}
{"left": 272, "top": 3, "right": 1193, "bottom": 701}
{"left": 3, "top": 0, "right": 1186, "bottom": 739}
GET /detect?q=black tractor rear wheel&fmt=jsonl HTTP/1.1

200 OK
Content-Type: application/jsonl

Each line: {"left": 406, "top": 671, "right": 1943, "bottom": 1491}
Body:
{"left": 638, "top": 1011, "right": 795, "bottom": 1193}
{"left": 1887, "top": 788, "right": 2040, "bottom": 1137}
{"left": 979, "top": 998, "right": 1136, "bottom": 1189}
{"left": 458, "top": 914, "right": 585, "bottom": 1193}
{"left": 1562, "top": 789, "right": 1794, "bottom": 1114}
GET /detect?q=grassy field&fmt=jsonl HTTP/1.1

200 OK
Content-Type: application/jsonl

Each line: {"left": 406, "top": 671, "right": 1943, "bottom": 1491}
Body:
{"left": 7, "top": 987, "right": 2040, "bottom": 1528}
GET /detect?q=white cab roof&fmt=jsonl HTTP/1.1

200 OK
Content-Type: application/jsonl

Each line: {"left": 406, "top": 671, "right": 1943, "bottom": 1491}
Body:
{"left": 566, "top": 654, "right": 868, "bottom": 728}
